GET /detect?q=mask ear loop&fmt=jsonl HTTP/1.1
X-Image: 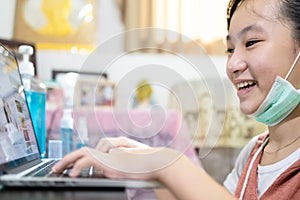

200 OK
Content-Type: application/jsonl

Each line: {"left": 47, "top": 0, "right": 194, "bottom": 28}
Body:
{"left": 285, "top": 52, "right": 300, "bottom": 80}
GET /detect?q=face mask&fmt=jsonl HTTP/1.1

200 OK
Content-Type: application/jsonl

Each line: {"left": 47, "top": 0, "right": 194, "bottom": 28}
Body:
{"left": 251, "top": 52, "right": 300, "bottom": 126}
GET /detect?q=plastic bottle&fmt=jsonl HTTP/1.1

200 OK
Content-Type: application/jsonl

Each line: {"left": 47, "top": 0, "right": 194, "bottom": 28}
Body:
{"left": 18, "top": 45, "right": 47, "bottom": 158}
{"left": 76, "top": 117, "right": 89, "bottom": 149}
{"left": 60, "top": 108, "right": 74, "bottom": 156}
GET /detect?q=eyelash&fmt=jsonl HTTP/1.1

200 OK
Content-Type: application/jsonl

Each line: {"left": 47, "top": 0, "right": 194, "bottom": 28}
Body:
{"left": 226, "top": 48, "right": 234, "bottom": 54}
{"left": 245, "top": 40, "right": 260, "bottom": 47}
{"left": 226, "top": 40, "right": 261, "bottom": 54}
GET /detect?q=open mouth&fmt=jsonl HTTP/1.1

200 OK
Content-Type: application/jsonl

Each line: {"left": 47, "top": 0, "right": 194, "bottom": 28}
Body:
{"left": 237, "top": 81, "right": 257, "bottom": 90}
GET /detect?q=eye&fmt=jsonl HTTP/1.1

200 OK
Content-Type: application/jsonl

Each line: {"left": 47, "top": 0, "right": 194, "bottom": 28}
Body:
{"left": 245, "top": 40, "right": 260, "bottom": 48}
{"left": 226, "top": 48, "right": 234, "bottom": 54}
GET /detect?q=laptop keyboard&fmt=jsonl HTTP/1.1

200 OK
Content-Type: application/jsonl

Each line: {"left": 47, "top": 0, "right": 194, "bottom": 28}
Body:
{"left": 25, "top": 160, "right": 94, "bottom": 178}
{"left": 25, "top": 160, "right": 59, "bottom": 177}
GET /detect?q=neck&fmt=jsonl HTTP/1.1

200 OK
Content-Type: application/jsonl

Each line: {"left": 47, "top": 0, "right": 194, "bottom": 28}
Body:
{"left": 269, "top": 112, "right": 300, "bottom": 138}
{"left": 261, "top": 115, "right": 300, "bottom": 165}
{"left": 266, "top": 110, "right": 300, "bottom": 152}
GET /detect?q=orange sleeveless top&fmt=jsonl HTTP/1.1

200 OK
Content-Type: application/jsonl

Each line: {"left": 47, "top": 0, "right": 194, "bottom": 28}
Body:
{"left": 235, "top": 133, "right": 300, "bottom": 199}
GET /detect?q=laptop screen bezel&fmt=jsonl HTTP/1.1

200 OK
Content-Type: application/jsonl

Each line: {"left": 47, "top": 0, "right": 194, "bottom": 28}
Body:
{"left": 0, "top": 43, "right": 41, "bottom": 175}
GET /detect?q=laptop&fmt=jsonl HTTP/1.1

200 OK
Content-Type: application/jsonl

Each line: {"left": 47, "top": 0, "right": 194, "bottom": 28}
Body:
{"left": 0, "top": 43, "right": 161, "bottom": 189}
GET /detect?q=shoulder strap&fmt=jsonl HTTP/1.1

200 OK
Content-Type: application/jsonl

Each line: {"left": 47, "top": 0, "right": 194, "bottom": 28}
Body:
{"left": 234, "top": 132, "right": 269, "bottom": 199}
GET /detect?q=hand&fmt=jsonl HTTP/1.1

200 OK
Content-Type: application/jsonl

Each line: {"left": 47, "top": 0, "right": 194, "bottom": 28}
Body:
{"left": 96, "top": 136, "right": 151, "bottom": 153}
{"left": 52, "top": 146, "right": 181, "bottom": 180}
{"left": 51, "top": 147, "right": 145, "bottom": 179}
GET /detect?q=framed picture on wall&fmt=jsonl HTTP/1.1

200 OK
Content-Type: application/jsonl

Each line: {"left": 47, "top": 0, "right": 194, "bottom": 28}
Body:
{"left": 13, "top": 0, "right": 97, "bottom": 50}
{"left": 52, "top": 70, "right": 115, "bottom": 108}
{"left": 74, "top": 76, "right": 116, "bottom": 108}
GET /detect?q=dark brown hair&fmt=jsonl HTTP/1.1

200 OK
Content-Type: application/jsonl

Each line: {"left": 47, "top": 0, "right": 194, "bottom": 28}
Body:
{"left": 227, "top": 0, "right": 300, "bottom": 41}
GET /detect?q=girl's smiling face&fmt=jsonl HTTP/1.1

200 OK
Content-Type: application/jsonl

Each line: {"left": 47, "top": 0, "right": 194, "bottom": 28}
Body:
{"left": 226, "top": 0, "right": 299, "bottom": 115}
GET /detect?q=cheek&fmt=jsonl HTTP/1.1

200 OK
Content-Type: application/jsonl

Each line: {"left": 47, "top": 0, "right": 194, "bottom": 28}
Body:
{"left": 225, "top": 65, "right": 233, "bottom": 82}
{"left": 257, "top": 77, "right": 275, "bottom": 101}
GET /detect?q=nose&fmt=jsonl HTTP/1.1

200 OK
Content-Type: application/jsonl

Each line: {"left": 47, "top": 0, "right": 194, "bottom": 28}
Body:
{"left": 226, "top": 53, "right": 247, "bottom": 78}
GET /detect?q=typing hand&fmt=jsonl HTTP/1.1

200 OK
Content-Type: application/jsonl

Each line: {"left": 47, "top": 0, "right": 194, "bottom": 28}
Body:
{"left": 51, "top": 145, "right": 179, "bottom": 181}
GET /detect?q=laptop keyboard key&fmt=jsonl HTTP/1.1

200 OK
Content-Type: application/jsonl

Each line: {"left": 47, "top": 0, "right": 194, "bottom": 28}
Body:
{"left": 25, "top": 160, "right": 59, "bottom": 177}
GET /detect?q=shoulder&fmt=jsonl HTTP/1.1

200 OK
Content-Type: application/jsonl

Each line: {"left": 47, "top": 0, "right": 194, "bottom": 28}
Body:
{"left": 223, "top": 133, "right": 264, "bottom": 194}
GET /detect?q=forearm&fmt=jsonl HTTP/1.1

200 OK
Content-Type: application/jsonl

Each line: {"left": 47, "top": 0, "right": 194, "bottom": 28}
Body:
{"left": 155, "top": 188, "right": 178, "bottom": 200}
{"left": 156, "top": 155, "right": 236, "bottom": 200}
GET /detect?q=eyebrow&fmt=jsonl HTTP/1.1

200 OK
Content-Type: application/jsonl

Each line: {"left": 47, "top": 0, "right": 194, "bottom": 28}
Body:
{"left": 226, "top": 24, "right": 265, "bottom": 41}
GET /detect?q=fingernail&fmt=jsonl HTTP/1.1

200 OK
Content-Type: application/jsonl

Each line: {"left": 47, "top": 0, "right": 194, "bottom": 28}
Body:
{"left": 52, "top": 162, "right": 61, "bottom": 171}
{"left": 68, "top": 168, "right": 76, "bottom": 176}
{"left": 51, "top": 167, "right": 57, "bottom": 173}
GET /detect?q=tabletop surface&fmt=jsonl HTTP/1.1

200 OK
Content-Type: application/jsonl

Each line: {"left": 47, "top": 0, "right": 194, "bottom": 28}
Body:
{"left": 0, "top": 186, "right": 128, "bottom": 200}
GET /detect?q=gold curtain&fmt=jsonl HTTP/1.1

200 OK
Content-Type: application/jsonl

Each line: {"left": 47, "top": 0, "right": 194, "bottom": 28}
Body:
{"left": 115, "top": 0, "right": 226, "bottom": 55}
{"left": 116, "top": 0, "right": 185, "bottom": 53}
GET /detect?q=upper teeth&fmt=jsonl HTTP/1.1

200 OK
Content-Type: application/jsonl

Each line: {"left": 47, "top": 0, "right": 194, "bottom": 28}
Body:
{"left": 237, "top": 81, "right": 255, "bottom": 89}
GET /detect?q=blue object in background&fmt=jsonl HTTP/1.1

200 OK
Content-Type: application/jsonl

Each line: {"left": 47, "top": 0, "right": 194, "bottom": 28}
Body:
{"left": 60, "top": 108, "right": 74, "bottom": 156}
{"left": 25, "top": 90, "right": 47, "bottom": 158}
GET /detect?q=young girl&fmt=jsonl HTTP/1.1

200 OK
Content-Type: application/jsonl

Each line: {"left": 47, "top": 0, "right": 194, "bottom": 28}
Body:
{"left": 53, "top": 0, "right": 300, "bottom": 199}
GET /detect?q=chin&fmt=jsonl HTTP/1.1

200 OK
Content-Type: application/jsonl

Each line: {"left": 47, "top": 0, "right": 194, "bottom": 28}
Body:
{"left": 239, "top": 104, "right": 258, "bottom": 116}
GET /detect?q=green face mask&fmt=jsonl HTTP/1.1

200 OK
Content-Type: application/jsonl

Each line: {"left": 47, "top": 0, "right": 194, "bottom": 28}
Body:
{"left": 251, "top": 52, "right": 300, "bottom": 126}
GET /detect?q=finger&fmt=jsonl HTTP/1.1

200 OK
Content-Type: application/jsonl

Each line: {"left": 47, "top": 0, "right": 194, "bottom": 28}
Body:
{"left": 96, "top": 137, "right": 130, "bottom": 152}
{"left": 96, "top": 138, "right": 114, "bottom": 152}
{"left": 52, "top": 148, "right": 87, "bottom": 173}
{"left": 68, "top": 156, "right": 93, "bottom": 177}
{"left": 97, "top": 137, "right": 142, "bottom": 151}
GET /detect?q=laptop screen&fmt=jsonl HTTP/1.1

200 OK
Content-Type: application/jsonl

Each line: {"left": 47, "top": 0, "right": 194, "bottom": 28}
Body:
{"left": 0, "top": 44, "right": 40, "bottom": 173}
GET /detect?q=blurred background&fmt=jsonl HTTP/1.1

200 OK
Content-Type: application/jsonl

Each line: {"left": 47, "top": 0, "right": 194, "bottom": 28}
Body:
{"left": 0, "top": 0, "right": 267, "bottom": 184}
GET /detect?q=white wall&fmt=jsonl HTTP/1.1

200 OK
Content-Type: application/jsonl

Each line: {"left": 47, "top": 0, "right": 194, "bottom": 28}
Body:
{"left": 0, "top": 0, "right": 231, "bottom": 107}
{"left": 0, "top": 0, "right": 125, "bottom": 80}
{"left": 0, "top": 0, "right": 229, "bottom": 80}
{"left": 0, "top": 0, "right": 16, "bottom": 39}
